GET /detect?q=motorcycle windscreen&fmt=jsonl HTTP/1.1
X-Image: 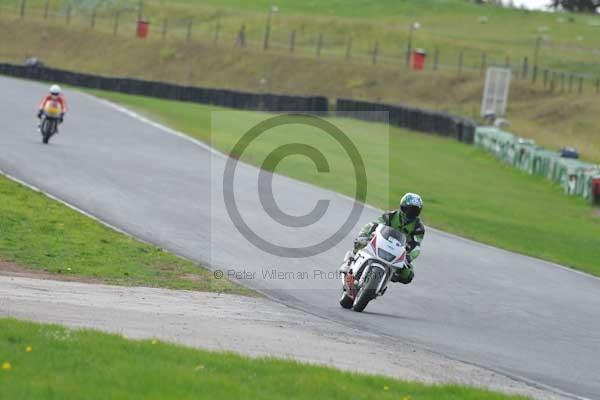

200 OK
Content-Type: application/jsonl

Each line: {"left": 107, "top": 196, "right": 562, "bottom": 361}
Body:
{"left": 379, "top": 225, "right": 406, "bottom": 246}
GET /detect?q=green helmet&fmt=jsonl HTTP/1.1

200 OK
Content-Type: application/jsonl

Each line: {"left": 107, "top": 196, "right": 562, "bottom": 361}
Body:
{"left": 400, "top": 193, "right": 423, "bottom": 222}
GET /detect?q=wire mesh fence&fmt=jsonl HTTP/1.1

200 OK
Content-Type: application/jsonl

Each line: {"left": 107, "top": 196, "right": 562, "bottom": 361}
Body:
{"left": 2, "top": 0, "right": 600, "bottom": 96}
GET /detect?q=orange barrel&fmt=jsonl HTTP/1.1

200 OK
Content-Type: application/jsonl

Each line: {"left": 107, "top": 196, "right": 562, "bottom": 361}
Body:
{"left": 137, "top": 20, "right": 149, "bottom": 38}
{"left": 412, "top": 49, "right": 426, "bottom": 71}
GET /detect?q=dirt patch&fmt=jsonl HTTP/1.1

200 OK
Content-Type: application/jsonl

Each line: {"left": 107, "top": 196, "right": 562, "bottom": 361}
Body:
{"left": 181, "top": 273, "right": 207, "bottom": 282}
{"left": 0, "top": 259, "right": 103, "bottom": 285}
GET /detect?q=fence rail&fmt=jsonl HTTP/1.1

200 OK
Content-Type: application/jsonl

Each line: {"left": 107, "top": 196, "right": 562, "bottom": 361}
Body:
{"left": 2, "top": 2, "right": 600, "bottom": 94}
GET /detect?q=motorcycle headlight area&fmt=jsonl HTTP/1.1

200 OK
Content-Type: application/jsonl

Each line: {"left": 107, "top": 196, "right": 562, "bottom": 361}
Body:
{"left": 377, "top": 248, "right": 396, "bottom": 262}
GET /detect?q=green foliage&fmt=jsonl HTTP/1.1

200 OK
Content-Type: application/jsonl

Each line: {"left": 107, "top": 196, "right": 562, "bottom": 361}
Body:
{"left": 550, "top": 0, "right": 600, "bottom": 13}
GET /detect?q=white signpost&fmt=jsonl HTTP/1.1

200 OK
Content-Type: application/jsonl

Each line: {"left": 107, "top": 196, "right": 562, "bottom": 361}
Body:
{"left": 481, "top": 67, "right": 512, "bottom": 119}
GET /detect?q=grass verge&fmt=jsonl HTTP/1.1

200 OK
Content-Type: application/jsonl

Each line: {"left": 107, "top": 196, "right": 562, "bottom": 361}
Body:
{"left": 87, "top": 89, "right": 600, "bottom": 276}
{"left": 0, "top": 318, "right": 528, "bottom": 400}
{"left": 0, "top": 173, "right": 252, "bottom": 295}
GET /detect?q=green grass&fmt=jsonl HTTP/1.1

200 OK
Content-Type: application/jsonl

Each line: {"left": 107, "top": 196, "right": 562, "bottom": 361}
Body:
{"left": 156, "top": 0, "right": 482, "bottom": 17}
{"left": 3, "top": 0, "right": 600, "bottom": 75}
{"left": 0, "top": 172, "right": 252, "bottom": 295}
{"left": 86, "top": 89, "right": 600, "bottom": 276}
{"left": 0, "top": 318, "right": 528, "bottom": 400}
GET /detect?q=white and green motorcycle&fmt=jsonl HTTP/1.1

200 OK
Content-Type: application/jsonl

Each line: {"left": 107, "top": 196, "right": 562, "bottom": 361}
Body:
{"left": 339, "top": 225, "right": 409, "bottom": 312}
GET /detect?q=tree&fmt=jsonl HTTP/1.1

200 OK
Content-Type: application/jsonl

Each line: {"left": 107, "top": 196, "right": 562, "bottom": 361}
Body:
{"left": 550, "top": 0, "right": 600, "bottom": 12}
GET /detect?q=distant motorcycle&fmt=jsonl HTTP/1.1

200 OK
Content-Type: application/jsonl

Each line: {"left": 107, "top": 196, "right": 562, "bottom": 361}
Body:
{"left": 339, "top": 225, "right": 409, "bottom": 312}
{"left": 39, "top": 99, "right": 63, "bottom": 144}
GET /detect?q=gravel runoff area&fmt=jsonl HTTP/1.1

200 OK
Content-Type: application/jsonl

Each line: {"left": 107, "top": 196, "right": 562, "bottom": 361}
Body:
{"left": 0, "top": 274, "right": 568, "bottom": 400}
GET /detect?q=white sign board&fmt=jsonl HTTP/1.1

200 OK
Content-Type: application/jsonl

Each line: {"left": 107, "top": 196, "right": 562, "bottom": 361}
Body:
{"left": 481, "top": 67, "right": 511, "bottom": 118}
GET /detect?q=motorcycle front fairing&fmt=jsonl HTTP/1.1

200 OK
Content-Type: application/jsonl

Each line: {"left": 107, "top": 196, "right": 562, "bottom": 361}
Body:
{"left": 344, "top": 225, "right": 408, "bottom": 299}
{"left": 43, "top": 99, "right": 63, "bottom": 119}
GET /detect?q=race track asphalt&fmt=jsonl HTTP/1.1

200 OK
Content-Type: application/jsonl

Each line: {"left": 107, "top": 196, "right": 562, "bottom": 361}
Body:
{"left": 1, "top": 76, "right": 599, "bottom": 399}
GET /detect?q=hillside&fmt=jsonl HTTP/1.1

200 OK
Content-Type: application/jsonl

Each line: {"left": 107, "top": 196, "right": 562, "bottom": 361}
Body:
{"left": 1, "top": 10, "right": 600, "bottom": 162}
{"left": 4, "top": 0, "right": 600, "bottom": 73}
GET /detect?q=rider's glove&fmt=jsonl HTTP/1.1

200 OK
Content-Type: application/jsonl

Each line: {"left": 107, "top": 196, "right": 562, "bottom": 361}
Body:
{"left": 59, "top": 113, "right": 64, "bottom": 123}
{"left": 353, "top": 237, "right": 368, "bottom": 250}
{"left": 37, "top": 109, "right": 43, "bottom": 119}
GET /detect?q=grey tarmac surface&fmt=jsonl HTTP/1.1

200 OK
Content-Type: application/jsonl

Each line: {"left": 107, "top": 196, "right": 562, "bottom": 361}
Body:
{"left": 0, "top": 76, "right": 599, "bottom": 399}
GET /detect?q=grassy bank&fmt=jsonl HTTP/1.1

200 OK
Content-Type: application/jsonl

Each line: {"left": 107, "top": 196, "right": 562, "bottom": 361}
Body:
{"left": 0, "top": 173, "right": 252, "bottom": 295}
{"left": 1, "top": 16, "right": 599, "bottom": 163}
{"left": 87, "top": 89, "right": 600, "bottom": 276}
{"left": 2, "top": 0, "right": 600, "bottom": 74}
{"left": 0, "top": 318, "right": 528, "bottom": 400}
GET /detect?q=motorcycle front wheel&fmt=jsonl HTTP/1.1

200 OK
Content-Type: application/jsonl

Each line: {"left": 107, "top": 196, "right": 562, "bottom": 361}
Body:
{"left": 352, "top": 267, "right": 384, "bottom": 312}
{"left": 41, "top": 119, "right": 56, "bottom": 144}
{"left": 339, "top": 290, "right": 353, "bottom": 309}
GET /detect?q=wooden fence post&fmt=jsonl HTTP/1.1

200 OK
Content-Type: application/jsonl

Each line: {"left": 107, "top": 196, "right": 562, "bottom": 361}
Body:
{"left": 480, "top": 52, "right": 487, "bottom": 76}
{"left": 316, "top": 33, "right": 323, "bottom": 58}
{"left": 19, "top": 0, "right": 25, "bottom": 18}
{"left": 433, "top": 47, "right": 439, "bottom": 71}
{"left": 162, "top": 18, "right": 168, "bottom": 40}
{"left": 43, "top": 0, "right": 49, "bottom": 20}
{"left": 213, "top": 16, "right": 221, "bottom": 46}
{"left": 533, "top": 36, "right": 542, "bottom": 69}
{"left": 289, "top": 30, "right": 296, "bottom": 53}
{"left": 236, "top": 24, "right": 246, "bottom": 48}
{"left": 91, "top": 7, "right": 96, "bottom": 29}
{"left": 578, "top": 77, "right": 583, "bottom": 94}
{"left": 345, "top": 36, "right": 352, "bottom": 60}
{"left": 531, "top": 65, "right": 538, "bottom": 84}
{"left": 137, "top": 0, "right": 143, "bottom": 22}
{"left": 568, "top": 74, "right": 573, "bottom": 93}
{"left": 372, "top": 41, "right": 379, "bottom": 65}
{"left": 186, "top": 19, "right": 193, "bottom": 43}
{"left": 522, "top": 56, "right": 528, "bottom": 79}
{"left": 263, "top": 11, "right": 272, "bottom": 51}
{"left": 113, "top": 11, "right": 120, "bottom": 36}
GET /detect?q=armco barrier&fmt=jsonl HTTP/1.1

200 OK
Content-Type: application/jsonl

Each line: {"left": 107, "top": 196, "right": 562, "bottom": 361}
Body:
{"left": 336, "top": 98, "right": 477, "bottom": 144}
{"left": 0, "top": 63, "right": 476, "bottom": 142}
{"left": 475, "top": 126, "right": 600, "bottom": 204}
{"left": 0, "top": 63, "right": 328, "bottom": 114}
